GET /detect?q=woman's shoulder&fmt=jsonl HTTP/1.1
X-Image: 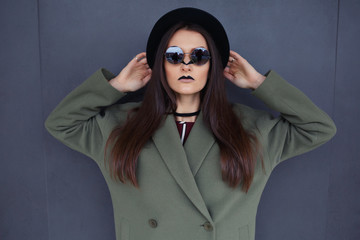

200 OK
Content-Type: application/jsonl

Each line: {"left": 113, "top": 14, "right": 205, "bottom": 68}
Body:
{"left": 105, "top": 101, "right": 142, "bottom": 119}
{"left": 232, "top": 103, "right": 270, "bottom": 119}
{"left": 231, "top": 103, "right": 276, "bottom": 131}
{"left": 93, "top": 101, "right": 142, "bottom": 139}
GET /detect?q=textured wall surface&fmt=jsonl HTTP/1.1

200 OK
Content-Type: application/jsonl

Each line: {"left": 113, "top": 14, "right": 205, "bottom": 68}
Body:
{"left": 1, "top": 0, "right": 359, "bottom": 239}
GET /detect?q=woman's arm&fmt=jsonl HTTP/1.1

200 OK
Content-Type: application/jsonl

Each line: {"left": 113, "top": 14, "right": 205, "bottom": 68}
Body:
{"left": 226, "top": 50, "right": 336, "bottom": 169}
{"left": 251, "top": 71, "right": 336, "bottom": 169}
{"left": 45, "top": 52, "right": 151, "bottom": 162}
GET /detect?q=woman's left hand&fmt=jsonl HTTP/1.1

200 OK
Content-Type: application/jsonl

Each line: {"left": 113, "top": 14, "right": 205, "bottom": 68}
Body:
{"left": 223, "top": 50, "right": 266, "bottom": 90}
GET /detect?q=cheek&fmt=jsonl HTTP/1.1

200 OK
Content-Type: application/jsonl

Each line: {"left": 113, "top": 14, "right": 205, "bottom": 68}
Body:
{"left": 164, "top": 62, "right": 175, "bottom": 81}
{"left": 201, "top": 69, "right": 209, "bottom": 80}
{"left": 200, "top": 65, "right": 210, "bottom": 82}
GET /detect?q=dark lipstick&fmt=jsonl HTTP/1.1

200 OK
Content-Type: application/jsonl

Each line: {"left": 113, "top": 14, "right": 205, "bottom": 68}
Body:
{"left": 178, "top": 76, "right": 194, "bottom": 80}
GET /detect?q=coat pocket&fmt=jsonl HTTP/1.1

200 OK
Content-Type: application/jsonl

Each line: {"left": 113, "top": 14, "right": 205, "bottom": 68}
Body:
{"left": 238, "top": 224, "right": 250, "bottom": 240}
{"left": 120, "top": 218, "right": 130, "bottom": 240}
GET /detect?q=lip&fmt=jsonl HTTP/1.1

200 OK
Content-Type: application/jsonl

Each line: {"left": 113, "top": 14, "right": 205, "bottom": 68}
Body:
{"left": 178, "top": 76, "right": 194, "bottom": 82}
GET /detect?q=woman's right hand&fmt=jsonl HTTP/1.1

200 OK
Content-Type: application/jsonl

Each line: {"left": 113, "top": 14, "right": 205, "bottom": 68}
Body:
{"left": 109, "top": 52, "right": 152, "bottom": 92}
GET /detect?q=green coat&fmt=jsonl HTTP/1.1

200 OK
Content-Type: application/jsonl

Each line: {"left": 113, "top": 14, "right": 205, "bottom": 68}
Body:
{"left": 45, "top": 69, "right": 336, "bottom": 240}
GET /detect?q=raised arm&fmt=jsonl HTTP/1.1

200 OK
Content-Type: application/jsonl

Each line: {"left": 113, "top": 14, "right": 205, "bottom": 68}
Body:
{"left": 45, "top": 53, "right": 151, "bottom": 162}
{"left": 226, "top": 50, "right": 336, "bottom": 169}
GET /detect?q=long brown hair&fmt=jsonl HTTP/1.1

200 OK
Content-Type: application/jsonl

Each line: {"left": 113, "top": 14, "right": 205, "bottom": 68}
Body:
{"left": 105, "top": 23, "right": 260, "bottom": 192}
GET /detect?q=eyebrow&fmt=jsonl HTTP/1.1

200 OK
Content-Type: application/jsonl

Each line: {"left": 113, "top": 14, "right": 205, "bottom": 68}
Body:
{"left": 190, "top": 46, "right": 207, "bottom": 51}
{"left": 167, "top": 46, "right": 208, "bottom": 52}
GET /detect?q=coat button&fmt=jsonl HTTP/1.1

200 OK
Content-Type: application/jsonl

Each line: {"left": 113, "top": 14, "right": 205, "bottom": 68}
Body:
{"left": 203, "top": 221, "right": 213, "bottom": 231}
{"left": 148, "top": 219, "right": 158, "bottom": 228}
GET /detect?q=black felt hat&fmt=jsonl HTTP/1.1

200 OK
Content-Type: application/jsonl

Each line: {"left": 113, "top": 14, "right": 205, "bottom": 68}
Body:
{"left": 146, "top": 7, "right": 230, "bottom": 69}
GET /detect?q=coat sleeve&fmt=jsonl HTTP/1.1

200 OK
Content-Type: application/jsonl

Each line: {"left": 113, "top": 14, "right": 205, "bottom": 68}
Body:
{"left": 250, "top": 70, "right": 336, "bottom": 170}
{"left": 44, "top": 68, "right": 129, "bottom": 162}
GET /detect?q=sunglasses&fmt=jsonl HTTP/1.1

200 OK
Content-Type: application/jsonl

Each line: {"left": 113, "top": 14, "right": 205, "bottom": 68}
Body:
{"left": 164, "top": 46, "right": 211, "bottom": 66}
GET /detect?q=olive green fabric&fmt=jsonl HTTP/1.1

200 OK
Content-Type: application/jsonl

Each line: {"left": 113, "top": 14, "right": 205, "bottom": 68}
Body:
{"left": 45, "top": 69, "right": 336, "bottom": 240}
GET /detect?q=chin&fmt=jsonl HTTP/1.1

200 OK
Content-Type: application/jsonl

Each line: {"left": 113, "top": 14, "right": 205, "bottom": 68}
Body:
{"left": 175, "top": 90, "right": 202, "bottom": 97}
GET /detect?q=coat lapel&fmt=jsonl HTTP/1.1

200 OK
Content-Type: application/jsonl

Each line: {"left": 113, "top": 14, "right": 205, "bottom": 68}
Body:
{"left": 184, "top": 112, "right": 215, "bottom": 176}
{"left": 152, "top": 114, "right": 213, "bottom": 221}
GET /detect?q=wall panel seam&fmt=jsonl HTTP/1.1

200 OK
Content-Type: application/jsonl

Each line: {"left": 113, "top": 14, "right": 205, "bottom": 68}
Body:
{"left": 325, "top": 0, "right": 341, "bottom": 239}
{"left": 37, "top": 0, "right": 50, "bottom": 239}
{"left": 331, "top": 0, "right": 340, "bottom": 119}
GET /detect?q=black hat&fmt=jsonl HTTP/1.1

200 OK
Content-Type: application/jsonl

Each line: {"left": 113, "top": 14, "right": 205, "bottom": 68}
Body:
{"left": 146, "top": 7, "right": 230, "bottom": 69}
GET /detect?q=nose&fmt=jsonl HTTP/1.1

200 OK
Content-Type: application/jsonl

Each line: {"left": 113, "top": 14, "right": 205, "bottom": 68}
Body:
{"left": 181, "top": 62, "right": 192, "bottom": 72}
{"left": 183, "top": 53, "right": 192, "bottom": 63}
{"left": 180, "top": 54, "right": 192, "bottom": 71}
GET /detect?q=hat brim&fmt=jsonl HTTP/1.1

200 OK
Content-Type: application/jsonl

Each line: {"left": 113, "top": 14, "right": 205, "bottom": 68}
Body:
{"left": 146, "top": 7, "right": 230, "bottom": 69}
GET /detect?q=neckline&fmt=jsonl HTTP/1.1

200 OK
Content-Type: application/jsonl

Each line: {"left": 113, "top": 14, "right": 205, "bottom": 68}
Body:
{"left": 176, "top": 120, "right": 196, "bottom": 124}
{"left": 173, "top": 110, "right": 200, "bottom": 117}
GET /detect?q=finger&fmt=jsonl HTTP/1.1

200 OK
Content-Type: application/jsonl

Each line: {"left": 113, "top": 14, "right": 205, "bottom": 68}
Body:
{"left": 134, "top": 52, "right": 146, "bottom": 62}
{"left": 139, "top": 52, "right": 146, "bottom": 57}
{"left": 229, "top": 50, "right": 246, "bottom": 63}
{"left": 142, "top": 70, "right": 152, "bottom": 84}
{"left": 228, "top": 57, "right": 236, "bottom": 64}
{"left": 138, "top": 63, "right": 150, "bottom": 72}
{"left": 133, "top": 61, "right": 149, "bottom": 72}
{"left": 223, "top": 70, "right": 234, "bottom": 81}
{"left": 131, "top": 56, "right": 139, "bottom": 65}
{"left": 138, "top": 56, "right": 148, "bottom": 65}
{"left": 135, "top": 52, "right": 146, "bottom": 58}
{"left": 140, "top": 68, "right": 152, "bottom": 78}
{"left": 133, "top": 56, "right": 145, "bottom": 63}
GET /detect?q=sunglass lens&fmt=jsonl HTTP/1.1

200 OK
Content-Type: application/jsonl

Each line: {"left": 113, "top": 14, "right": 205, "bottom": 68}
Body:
{"left": 191, "top": 48, "right": 210, "bottom": 65}
{"left": 165, "top": 46, "right": 183, "bottom": 64}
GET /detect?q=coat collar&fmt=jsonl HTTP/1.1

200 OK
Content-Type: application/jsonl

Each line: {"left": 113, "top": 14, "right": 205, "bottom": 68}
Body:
{"left": 152, "top": 112, "right": 215, "bottom": 222}
{"left": 184, "top": 112, "right": 215, "bottom": 176}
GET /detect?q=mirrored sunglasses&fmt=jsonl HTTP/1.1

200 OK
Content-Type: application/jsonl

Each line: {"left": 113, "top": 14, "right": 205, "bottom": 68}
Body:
{"left": 164, "top": 46, "right": 211, "bottom": 66}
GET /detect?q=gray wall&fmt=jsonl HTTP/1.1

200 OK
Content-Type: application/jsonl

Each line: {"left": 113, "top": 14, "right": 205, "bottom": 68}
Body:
{"left": 1, "top": 0, "right": 359, "bottom": 239}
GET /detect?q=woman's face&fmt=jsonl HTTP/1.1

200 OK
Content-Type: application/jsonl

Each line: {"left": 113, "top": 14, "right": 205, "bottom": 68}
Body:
{"left": 164, "top": 29, "right": 210, "bottom": 99}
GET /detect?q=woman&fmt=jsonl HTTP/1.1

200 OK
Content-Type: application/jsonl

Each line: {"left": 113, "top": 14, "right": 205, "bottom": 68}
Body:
{"left": 45, "top": 7, "right": 336, "bottom": 240}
